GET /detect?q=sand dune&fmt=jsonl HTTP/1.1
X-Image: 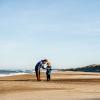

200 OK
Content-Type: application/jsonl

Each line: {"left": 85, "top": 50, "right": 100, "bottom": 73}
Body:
{"left": 0, "top": 71, "right": 100, "bottom": 100}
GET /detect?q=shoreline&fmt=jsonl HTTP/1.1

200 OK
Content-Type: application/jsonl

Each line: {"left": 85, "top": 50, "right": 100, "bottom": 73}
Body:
{"left": 0, "top": 71, "right": 100, "bottom": 81}
{"left": 0, "top": 71, "right": 100, "bottom": 77}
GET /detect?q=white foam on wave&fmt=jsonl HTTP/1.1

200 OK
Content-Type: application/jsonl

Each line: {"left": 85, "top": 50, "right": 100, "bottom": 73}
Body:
{"left": 0, "top": 72, "right": 34, "bottom": 77}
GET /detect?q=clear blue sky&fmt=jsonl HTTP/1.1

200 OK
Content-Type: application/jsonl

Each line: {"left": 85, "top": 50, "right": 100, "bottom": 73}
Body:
{"left": 0, "top": 0, "right": 100, "bottom": 69}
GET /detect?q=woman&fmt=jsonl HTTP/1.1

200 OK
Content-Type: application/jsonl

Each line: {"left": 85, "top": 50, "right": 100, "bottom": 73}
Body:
{"left": 35, "top": 59, "right": 48, "bottom": 81}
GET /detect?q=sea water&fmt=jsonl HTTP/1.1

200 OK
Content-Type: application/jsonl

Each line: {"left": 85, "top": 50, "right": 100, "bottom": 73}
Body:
{"left": 0, "top": 69, "right": 59, "bottom": 77}
{"left": 0, "top": 69, "right": 35, "bottom": 77}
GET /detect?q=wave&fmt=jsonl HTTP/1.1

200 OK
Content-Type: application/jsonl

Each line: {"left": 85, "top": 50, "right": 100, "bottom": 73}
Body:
{"left": 0, "top": 73, "right": 30, "bottom": 77}
{"left": 0, "top": 69, "right": 35, "bottom": 77}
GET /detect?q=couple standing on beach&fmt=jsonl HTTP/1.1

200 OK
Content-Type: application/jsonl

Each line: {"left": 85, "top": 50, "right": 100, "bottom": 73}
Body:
{"left": 35, "top": 59, "right": 52, "bottom": 81}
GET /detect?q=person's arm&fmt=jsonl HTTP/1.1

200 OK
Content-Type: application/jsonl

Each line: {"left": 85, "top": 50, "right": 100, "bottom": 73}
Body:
{"left": 41, "top": 63, "right": 45, "bottom": 69}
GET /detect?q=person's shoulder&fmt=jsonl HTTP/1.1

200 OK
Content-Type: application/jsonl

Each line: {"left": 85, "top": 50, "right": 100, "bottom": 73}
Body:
{"left": 36, "top": 61, "right": 42, "bottom": 65}
{"left": 40, "top": 61, "right": 43, "bottom": 64}
{"left": 37, "top": 60, "right": 42, "bottom": 63}
{"left": 48, "top": 67, "right": 52, "bottom": 69}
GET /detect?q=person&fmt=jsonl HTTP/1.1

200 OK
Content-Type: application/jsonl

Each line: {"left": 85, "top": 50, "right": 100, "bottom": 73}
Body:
{"left": 46, "top": 62, "right": 52, "bottom": 81}
{"left": 35, "top": 59, "right": 48, "bottom": 81}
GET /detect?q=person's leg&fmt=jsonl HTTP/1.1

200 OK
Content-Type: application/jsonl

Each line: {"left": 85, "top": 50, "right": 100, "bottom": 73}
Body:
{"left": 38, "top": 70, "right": 41, "bottom": 81}
{"left": 35, "top": 70, "right": 41, "bottom": 81}
{"left": 47, "top": 74, "right": 50, "bottom": 81}
{"left": 49, "top": 75, "right": 51, "bottom": 81}
{"left": 48, "top": 75, "right": 50, "bottom": 81}
{"left": 35, "top": 70, "right": 38, "bottom": 81}
{"left": 46, "top": 73, "right": 48, "bottom": 81}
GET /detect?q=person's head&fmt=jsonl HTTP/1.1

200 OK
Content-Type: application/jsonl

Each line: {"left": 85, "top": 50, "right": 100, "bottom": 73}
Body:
{"left": 42, "top": 59, "right": 48, "bottom": 64}
{"left": 47, "top": 62, "right": 51, "bottom": 67}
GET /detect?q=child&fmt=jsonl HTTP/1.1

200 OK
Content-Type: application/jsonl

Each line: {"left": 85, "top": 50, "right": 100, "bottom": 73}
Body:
{"left": 46, "top": 62, "right": 52, "bottom": 81}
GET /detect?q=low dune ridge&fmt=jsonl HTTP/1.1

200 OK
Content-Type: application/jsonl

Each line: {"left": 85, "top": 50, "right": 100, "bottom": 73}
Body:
{"left": 0, "top": 71, "right": 100, "bottom": 100}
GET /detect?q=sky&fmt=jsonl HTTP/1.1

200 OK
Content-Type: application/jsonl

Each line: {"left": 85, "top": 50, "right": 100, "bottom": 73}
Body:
{"left": 0, "top": 0, "right": 100, "bottom": 69}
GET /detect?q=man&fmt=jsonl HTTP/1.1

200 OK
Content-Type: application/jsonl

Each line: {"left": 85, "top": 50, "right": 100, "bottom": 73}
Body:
{"left": 35, "top": 59, "right": 48, "bottom": 81}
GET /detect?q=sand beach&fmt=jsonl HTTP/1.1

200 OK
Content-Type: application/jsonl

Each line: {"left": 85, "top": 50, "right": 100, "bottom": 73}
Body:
{"left": 0, "top": 71, "right": 100, "bottom": 100}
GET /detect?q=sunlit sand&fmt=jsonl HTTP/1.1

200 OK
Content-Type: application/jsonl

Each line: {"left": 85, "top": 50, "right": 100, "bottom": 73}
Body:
{"left": 0, "top": 71, "right": 100, "bottom": 100}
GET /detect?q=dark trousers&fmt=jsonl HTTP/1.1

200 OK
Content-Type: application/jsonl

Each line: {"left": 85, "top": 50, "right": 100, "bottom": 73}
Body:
{"left": 46, "top": 74, "right": 51, "bottom": 81}
{"left": 35, "top": 70, "right": 40, "bottom": 81}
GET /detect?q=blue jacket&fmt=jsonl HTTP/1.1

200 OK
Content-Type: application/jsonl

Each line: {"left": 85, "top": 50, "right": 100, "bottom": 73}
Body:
{"left": 35, "top": 61, "right": 44, "bottom": 71}
{"left": 46, "top": 66, "right": 52, "bottom": 75}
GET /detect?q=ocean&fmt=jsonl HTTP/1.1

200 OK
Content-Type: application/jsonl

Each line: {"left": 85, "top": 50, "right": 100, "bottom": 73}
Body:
{"left": 0, "top": 69, "right": 60, "bottom": 77}
{"left": 0, "top": 69, "right": 34, "bottom": 77}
